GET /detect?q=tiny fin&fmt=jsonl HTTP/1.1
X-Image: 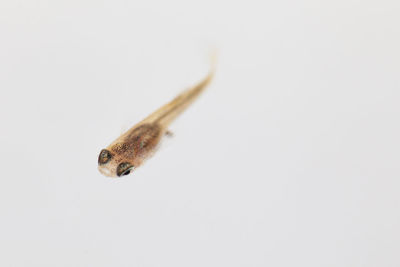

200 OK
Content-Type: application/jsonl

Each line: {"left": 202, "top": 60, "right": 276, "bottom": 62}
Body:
{"left": 165, "top": 130, "right": 174, "bottom": 137}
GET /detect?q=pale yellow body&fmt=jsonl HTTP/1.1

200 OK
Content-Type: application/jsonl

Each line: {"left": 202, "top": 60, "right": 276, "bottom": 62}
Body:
{"left": 98, "top": 65, "right": 214, "bottom": 177}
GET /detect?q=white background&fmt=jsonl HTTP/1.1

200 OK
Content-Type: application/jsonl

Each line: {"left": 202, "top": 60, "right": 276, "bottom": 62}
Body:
{"left": 1, "top": 0, "right": 399, "bottom": 266}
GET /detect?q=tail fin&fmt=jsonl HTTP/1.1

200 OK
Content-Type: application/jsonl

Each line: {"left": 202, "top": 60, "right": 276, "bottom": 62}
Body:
{"left": 142, "top": 52, "right": 217, "bottom": 128}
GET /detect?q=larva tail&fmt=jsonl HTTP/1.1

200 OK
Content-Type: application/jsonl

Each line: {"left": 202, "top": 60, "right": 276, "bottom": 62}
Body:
{"left": 142, "top": 52, "right": 217, "bottom": 128}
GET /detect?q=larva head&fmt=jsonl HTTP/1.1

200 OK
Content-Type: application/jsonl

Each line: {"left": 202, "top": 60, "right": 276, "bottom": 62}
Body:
{"left": 97, "top": 148, "right": 134, "bottom": 177}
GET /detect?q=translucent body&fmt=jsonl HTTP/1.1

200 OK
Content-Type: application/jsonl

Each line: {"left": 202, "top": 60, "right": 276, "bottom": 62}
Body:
{"left": 98, "top": 68, "right": 214, "bottom": 177}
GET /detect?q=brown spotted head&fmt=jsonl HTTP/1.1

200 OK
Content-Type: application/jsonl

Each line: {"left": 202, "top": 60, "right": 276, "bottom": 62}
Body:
{"left": 98, "top": 123, "right": 163, "bottom": 177}
{"left": 97, "top": 148, "right": 135, "bottom": 177}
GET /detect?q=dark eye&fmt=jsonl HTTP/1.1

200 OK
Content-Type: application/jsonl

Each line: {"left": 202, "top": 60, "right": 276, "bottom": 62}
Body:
{"left": 98, "top": 149, "right": 112, "bottom": 165}
{"left": 117, "top": 162, "right": 134, "bottom": 177}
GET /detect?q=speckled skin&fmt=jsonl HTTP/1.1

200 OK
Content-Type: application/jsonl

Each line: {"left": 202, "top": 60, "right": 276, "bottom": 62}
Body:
{"left": 98, "top": 67, "right": 214, "bottom": 177}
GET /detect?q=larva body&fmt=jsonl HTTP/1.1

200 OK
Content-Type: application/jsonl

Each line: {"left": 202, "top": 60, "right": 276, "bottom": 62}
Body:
{"left": 98, "top": 66, "right": 214, "bottom": 177}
